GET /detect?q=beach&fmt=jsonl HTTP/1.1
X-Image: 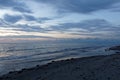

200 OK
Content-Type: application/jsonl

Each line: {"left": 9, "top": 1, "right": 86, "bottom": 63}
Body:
{"left": 0, "top": 46, "right": 120, "bottom": 80}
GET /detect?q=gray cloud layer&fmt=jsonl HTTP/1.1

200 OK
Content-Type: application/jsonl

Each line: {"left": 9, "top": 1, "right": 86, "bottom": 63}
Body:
{"left": 1, "top": 15, "right": 120, "bottom": 39}
{"left": 50, "top": 19, "right": 120, "bottom": 38}
{"left": 0, "top": 0, "right": 120, "bottom": 39}
{"left": 0, "top": 0, "right": 31, "bottom": 13}
{"left": 36, "top": 0, "right": 120, "bottom": 13}
{"left": 51, "top": 19, "right": 112, "bottom": 30}
{"left": 4, "top": 14, "right": 22, "bottom": 23}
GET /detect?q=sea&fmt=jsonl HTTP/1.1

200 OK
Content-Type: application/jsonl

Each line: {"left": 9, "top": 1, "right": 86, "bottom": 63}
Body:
{"left": 0, "top": 40, "right": 119, "bottom": 75}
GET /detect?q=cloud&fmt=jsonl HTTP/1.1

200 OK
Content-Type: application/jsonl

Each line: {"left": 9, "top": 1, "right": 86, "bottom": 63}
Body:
{"left": 49, "top": 19, "right": 120, "bottom": 38}
{"left": 50, "top": 19, "right": 112, "bottom": 31}
{"left": 13, "top": 6, "right": 32, "bottom": 13}
{"left": 4, "top": 14, "right": 22, "bottom": 23}
{"left": 24, "top": 15, "right": 36, "bottom": 21}
{"left": 0, "top": 0, "right": 18, "bottom": 7}
{"left": 36, "top": 0, "right": 120, "bottom": 13}
{"left": 17, "top": 24, "right": 46, "bottom": 32}
{"left": 0, "top": 0, "right": 31, "bottom": 13}
{"left": 0, "top": 0, "right": 120, "bottom": 40}
{"left": 0, "top": 35, "right": 54, "bottom": 39}
{"left": 23, "top": 15, "right": 50, "bottom": 22}
{"left": 0, "top": 18, "right": 120, "bottom": 39}
{"left": 0, "top": 19, "right": 9, "bottom": 26}
{"left": 0, "top": 17, "right": 47, "bottom": 33}
{"left": 38, "top": 18, "right": 51, "bottom": 22}
{"left": 110, "top": 2, "right": 120, "bottom": 12}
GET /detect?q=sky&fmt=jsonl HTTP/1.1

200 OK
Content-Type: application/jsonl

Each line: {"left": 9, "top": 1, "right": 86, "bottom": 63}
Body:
{"left": 0, "top": 0, "right": 120, "bottom": 41}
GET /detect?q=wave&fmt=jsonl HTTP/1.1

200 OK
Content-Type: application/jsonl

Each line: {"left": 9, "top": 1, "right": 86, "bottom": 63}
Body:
{"left": 0, "top": 46, "right": 102, "bottom": 61}
{"left": 6, "top": 48, "right": 45, "bottom": 52}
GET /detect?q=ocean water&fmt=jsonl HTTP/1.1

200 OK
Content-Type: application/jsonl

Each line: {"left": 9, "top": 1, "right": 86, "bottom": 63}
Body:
{"left": 0, "top": 41, "right": 119, "bottom": 75}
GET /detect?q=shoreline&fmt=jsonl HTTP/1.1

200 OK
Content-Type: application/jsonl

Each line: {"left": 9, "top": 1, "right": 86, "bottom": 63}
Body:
{"left": 0, "top": 52, "right": 120, "bottom": 80}
{"left": 0, "top": 45, "right": 120, "bottom": 80}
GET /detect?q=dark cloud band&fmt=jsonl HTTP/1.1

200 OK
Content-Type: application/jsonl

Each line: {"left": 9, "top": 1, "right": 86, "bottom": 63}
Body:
{"left": 36, "top": 0, "right": 120, "bottom": 13}
{"left": 0, "top": 0, "right": 32, "bottom": 13}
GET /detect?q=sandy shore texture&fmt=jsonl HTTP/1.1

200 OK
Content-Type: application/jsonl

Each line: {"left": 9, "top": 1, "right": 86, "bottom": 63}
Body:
{"left": 0, "top": 46, "right": 120, "bottom": 80}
